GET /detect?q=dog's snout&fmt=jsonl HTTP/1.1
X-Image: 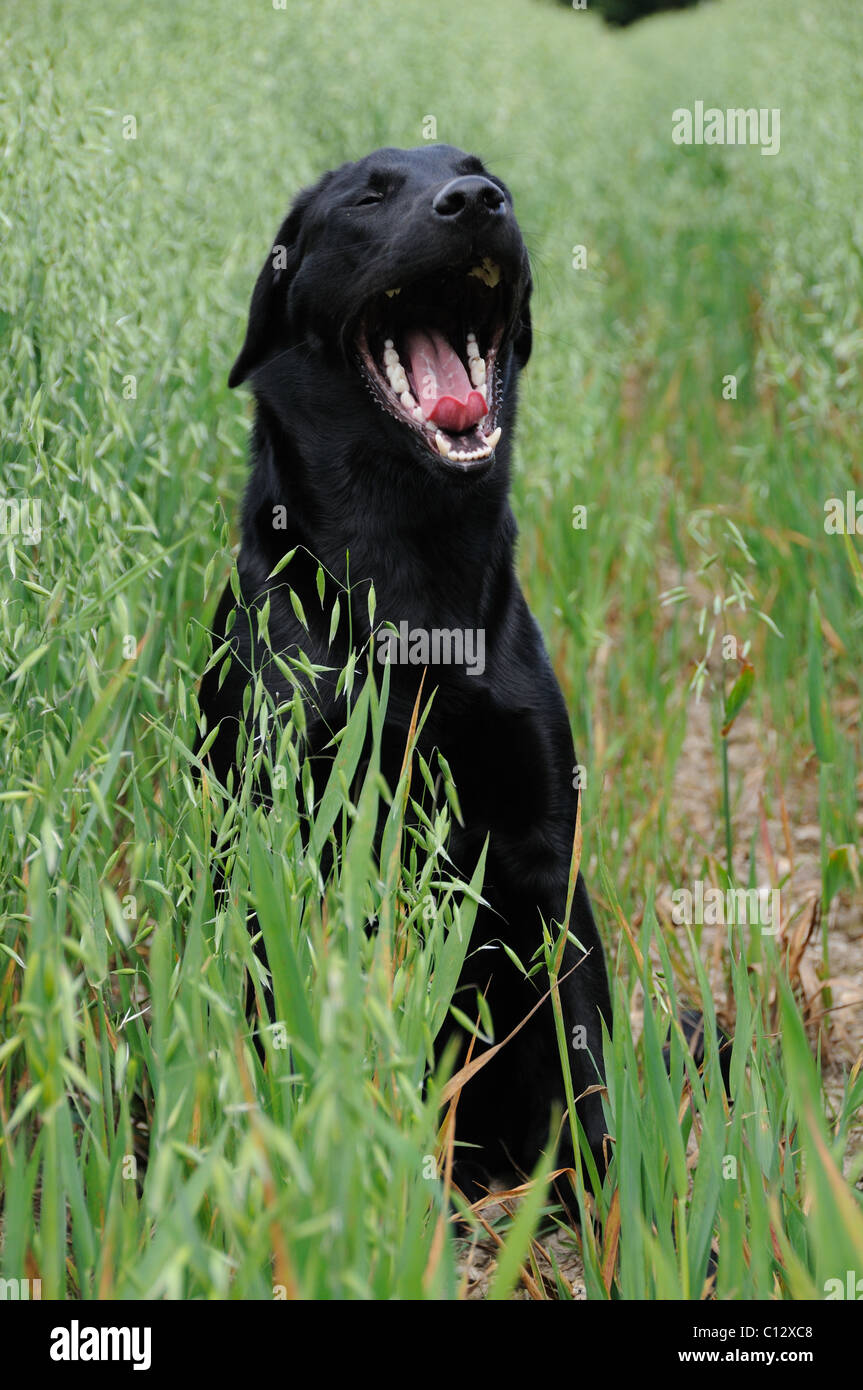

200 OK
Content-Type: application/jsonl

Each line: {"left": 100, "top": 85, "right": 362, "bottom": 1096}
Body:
{"left": 432, "top": 175, "right": 506, "bottom": 224}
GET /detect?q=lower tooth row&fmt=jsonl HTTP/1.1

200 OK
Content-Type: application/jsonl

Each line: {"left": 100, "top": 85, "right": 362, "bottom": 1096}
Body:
{"left": 434, "top": 425, "right": 502, "bottom": 461}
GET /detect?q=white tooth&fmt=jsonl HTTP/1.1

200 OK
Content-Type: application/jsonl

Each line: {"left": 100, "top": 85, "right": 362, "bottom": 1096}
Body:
{"left": 484, "top": 426, "right": 501, "bottom": 450}
{"left": 400, "top": 390, "right": 416, "bottom": 409}
{"left": 384, "top": 338, "right": 394, "bottom": 349}
{"left": 383, "top": 347, "right": 399, "bottom": 366}
{"left": 412, "top": 406, "right": 424, "bottom": 421}
{"left": 391, "top": 369, "right": 408, "bottom": 394}
{"left": 435, "top": 431, "right": 451, "bottom": 457}
{"left": 470, "top": 358, "right": 486, "bottom": 387}
{"left": 466, "top": 339, "right": 480, "bottom": 360}
{"left": 384, "top": 288, "right": 401, "bottom": 298}
{"left": 466, "top": 331, "right": 477, "bottom": 343}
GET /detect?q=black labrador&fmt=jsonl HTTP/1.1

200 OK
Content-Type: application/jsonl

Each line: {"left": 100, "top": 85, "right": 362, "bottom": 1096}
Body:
{"left": 198, "top": 145, "right": 612, "bottom": 1196}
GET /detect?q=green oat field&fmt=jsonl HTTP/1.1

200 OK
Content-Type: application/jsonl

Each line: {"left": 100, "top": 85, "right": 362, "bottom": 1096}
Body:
{"left": 1, "top": 0, "right": 861, "bottom": 1301}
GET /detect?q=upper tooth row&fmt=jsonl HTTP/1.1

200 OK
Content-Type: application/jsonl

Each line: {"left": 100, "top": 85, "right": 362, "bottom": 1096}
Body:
{"left": 384, "top": 335, "right": 486, "bottom": 393}
{"left": 383, "top": 340, "right": 411, "bottom": 399}
{"left": 464, "top": 334, "right": 489, "bottom": 382}
{"left": 466, "top": 332, "right": 486, "bottom": 388}
{"left": 383, "top": 341, "right": 423, "bottom": 417}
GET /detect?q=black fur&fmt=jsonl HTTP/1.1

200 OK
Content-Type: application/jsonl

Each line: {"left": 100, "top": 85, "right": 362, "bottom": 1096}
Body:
{"left": 198, "top": 145, "right": 612, "bottom": 1195}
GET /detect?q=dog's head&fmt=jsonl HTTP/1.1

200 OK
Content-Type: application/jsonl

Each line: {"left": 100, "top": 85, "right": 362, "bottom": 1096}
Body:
{"left": 229, "top": 145, "right": 532, "bottom": 480}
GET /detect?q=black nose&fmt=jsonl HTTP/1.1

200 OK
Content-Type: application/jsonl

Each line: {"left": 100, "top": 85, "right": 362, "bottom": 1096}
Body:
{"left": 432, "top": 175, "right": 507, "bottom": 224}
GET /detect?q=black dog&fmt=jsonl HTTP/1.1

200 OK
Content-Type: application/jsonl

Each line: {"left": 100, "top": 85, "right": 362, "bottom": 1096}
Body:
{"left": 198, "top": 145, "right": 612, "bottom": 1196}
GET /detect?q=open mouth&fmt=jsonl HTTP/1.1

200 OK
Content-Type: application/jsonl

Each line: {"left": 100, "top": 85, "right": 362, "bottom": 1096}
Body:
{"left": 355, "top": 258, "right": 511, "bottom": 469}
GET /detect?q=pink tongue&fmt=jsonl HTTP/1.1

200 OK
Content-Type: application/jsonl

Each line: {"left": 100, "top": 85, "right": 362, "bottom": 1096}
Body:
{"left": 403, "top": 328, "right": 487, "bottom": 433}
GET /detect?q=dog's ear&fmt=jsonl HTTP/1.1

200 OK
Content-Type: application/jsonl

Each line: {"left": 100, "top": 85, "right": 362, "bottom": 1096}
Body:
{"left": 227, "top": 188, "right": 316, "bottom": 389}
{"left": 513, "top": 272, "right": 532, "bottom": 370}
{"left": 513, "top": 298, "right": 532, "bottom": 370}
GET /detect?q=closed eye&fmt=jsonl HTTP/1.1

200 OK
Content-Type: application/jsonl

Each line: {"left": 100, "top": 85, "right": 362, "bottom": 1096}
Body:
{"left": 355, "top": 188, "right": 386, "bottom": 207}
